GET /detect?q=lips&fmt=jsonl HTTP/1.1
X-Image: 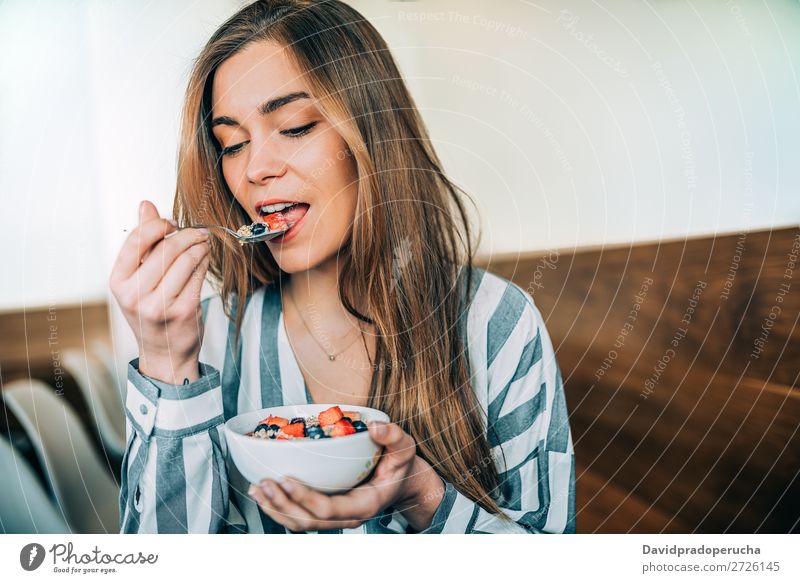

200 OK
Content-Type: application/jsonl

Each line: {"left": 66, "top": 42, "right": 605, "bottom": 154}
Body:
{"left": 253, "top": 198, "right": 310, "bottom": 229}
{"left": 254, "top": 198, "right": 302, "bottom": 214}
{"left": 267, "top": 204, "right": 310, "bottom": 244}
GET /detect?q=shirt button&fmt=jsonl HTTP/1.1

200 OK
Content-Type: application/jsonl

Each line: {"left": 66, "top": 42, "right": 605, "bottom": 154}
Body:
{"left": 139, "top": 404, "right": 148, "bottom": 415}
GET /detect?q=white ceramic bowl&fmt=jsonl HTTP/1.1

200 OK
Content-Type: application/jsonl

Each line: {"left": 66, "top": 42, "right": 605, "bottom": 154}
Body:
{"left": 223, "top": 404, "right": 389, "bottom": 493}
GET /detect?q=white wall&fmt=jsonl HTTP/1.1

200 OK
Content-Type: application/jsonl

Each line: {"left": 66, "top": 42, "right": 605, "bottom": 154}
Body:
{"left": 84, "top": 0, "right": 246, "bottom": 285}
{"left": 350, "top": 0, "right": 800, "bottom": 255}
{"left": 1, "top": 0, "right": 799, "bottom": 314}
{"left": 0, "top": 1, "right": 245, "bottom": 376}
{"left": 0, "top": 0, "right": 244, "bottom": 312}
{"left": 0, "top": 1, "right": 104, "bottom": 310}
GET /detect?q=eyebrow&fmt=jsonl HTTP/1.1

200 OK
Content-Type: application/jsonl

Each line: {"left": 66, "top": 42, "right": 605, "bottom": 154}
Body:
{"left": 210, "top": 91, "right": 311, "bottom": 127}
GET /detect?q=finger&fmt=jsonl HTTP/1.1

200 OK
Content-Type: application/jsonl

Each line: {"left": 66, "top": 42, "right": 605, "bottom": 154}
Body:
{"left": 173, "top": 252, "right": 210, "bottom": 308}
{"left": 281, "top": 477, "right": 381, "bottom": 523}
{"left": 367, "top": 423, "right": 416, "bottom": 474}
{"left": 268, "top": 480, "right": 360, "bottom": 530}
{"left": 132, "top": 200, "right": 169, "bottom": 266}
{"left": 139, "top": 200, "right": 160, "bottom": 224}
{"left": 248, "top": 482, "right": 304, "bottom": 531}
{"left": 113, "top": 217, "right": 177, "bottom": 282}
{"left": 137, "top": 201, "right": 171, "bottom": 265}
{"left": 367, "top": 421, "right": 401, "bottom": 446}
{"left": 139, "top": 200, "right": 161, "bottom": 223}
{"left": 135, "top": 229, "right": 209, "bottom": 294}
{"left": 248, "top": 483, "right": 297, "bottom": 529}
{"left": 368, "top": 422, "right": 416, "bottom": 464}
{"left": 255, "top": 480, "right": 316, "bottom": 530}
{"left": 155, "top": 241, "right": 210, "bottom": 302}
{"left": 279, "top": 478, "right": 337, "bottom": 520}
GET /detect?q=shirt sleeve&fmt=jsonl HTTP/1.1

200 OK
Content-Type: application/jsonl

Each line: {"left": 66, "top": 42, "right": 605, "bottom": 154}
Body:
{"left": 421, "top": 287, "right": 576, "bottom": 534}
{"left": 119, "top": 359, "right": 245, "bottom": 533}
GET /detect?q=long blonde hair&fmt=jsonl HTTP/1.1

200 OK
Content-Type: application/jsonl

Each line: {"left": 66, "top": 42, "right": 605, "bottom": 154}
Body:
{"left": 174, "top": 0, "right": 508, "bottom": 517}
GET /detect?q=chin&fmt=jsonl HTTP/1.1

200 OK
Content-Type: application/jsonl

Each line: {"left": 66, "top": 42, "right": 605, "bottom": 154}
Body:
{"left": 267, "top": 245, "right": 336, "bottom": 274}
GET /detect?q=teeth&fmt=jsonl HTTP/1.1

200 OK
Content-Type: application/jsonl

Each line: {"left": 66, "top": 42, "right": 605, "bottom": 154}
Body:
{"left": 260, "top": 202, "right": 298, "bottom": 214}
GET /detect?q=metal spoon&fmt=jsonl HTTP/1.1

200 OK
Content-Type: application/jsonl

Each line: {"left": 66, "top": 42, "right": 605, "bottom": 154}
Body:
{"left": 179, "top": 223, "right": 287, "bottom": 244}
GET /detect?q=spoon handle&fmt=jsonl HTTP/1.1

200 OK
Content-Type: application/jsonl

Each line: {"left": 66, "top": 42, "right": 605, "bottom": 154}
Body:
{"left": 181, "top": 224, "right": 236, "bottom": 235}
{"left": 180, "top": 223, "right": 287, "bottom": 243}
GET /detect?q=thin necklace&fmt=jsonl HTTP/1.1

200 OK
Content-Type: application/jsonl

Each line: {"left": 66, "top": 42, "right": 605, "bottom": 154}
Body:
{"left": 285, "top": 288, "right": 364, "bottom": 361}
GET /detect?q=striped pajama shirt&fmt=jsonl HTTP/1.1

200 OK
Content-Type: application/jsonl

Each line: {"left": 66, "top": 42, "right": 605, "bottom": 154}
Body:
{"left": 120, "top": 267, "right": 576, "bottom": 533}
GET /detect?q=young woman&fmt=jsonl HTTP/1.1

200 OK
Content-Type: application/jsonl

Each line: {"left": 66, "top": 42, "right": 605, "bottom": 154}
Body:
{"left": 110, "top": 0, "right": 575, "bottom": 534}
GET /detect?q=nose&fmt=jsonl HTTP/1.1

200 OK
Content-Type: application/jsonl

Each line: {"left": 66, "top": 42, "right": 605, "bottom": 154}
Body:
{"left": 245, "top": 137, "right": 287, "bottom": 184}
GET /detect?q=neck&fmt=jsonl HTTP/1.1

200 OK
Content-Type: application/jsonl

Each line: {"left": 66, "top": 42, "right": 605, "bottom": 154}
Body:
{"left": 286, "top": 256, "right": 363, "bottom": 325}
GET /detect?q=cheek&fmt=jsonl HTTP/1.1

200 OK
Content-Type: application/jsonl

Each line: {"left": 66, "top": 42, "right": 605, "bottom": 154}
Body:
{"left": 314, "top": 151, "right": 359, "bottom": 220}
{"left": 335, "top": 157, "right": 359, "bottom": 223}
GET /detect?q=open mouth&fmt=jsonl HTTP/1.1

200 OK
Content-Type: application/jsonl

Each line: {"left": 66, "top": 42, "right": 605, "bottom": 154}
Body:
{"left": 255, "top": 200, "right": 311, "bottom": 231}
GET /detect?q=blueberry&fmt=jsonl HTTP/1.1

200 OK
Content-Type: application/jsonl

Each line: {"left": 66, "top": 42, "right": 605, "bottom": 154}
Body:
{"left": 268, "top": 424, "right": 280, "bottom": 432}
{"left": 251, "top": 223, "right": 266, "bottom": 235}
{"left": 341, "top": 416, "right": 352, "bottom": 423}
{"left": 306, "top": 426, "right": 326, "bottom": 439}
{"left": 352, "top": 420, "right": 368, "bottom": 433}
{"left": 255, "top": 424, "right": 271, "bottom": 433}
{"left": 290, "top": 417, "right": 305, "bottom": 425}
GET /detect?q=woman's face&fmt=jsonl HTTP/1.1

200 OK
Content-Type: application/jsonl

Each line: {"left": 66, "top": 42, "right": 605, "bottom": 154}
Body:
{"left": 210, "top": 41, "right": 359, "bottom": 273}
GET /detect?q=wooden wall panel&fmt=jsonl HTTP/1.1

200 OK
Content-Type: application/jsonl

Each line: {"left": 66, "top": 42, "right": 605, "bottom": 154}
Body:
{"left": 480, "top": 227, "right": 800, "bottom": 533}
{"left": 0, "top": 301, "right": 110, "bottom": 384}
{"left": 0, "top": 301, "right": 113, "bottom": 483}
{"left": 3, "top": 229, "right": 797, "bottom": 533}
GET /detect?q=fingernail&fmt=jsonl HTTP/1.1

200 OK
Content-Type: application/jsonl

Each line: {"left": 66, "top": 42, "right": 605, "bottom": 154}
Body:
{"left": 261, "top": 481, "right": 274, "bottom": 499}
{"left": 371, "top": 422, "right": 386, "bottom": 436}
{"left": 168, "top": 219, "right": 178, "bottom": 227}
{"left": 198, "top": 228, "right": 210, "bottom": 236}
{"left": 247, "top": 486, "right": 256, "bottom": 497}
{"left": 280, "top": 479, "right": 294, "bottom": 494}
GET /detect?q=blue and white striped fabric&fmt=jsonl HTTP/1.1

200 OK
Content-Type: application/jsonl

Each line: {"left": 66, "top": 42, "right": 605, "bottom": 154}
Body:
{"left": 120, "top": 268, "right": 576, "bottom": 534}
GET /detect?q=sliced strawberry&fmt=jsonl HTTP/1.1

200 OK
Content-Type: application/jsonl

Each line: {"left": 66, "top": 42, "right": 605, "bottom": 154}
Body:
{"left": 318, "top": 406, "right": 344, "bottom": 427}
{"left": 330, "top": 418, "right": 356, "bottom": 437}
{"left": 265, "top": 212, "right": 288, "bottom": 231}
{"left": 260, "top": 415, "right": 288, "bottom": 428}
{"left": 282, "top": 422, "right": 306, "bottom": 438}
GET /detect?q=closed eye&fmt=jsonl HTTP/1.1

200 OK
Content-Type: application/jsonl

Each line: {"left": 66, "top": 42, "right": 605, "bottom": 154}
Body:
{"left": 218, "top": 121, "right": 318, "bottom": 158}
{"left": 220, "top": 141, "right": 249, "bottom": 158}
{"left": 280, "top": 121, "right": 318, "bottom": 138}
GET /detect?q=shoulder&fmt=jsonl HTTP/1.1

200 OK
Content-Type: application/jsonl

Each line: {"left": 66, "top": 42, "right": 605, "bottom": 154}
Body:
{"left": 460, "top": 266, "right": 555, "bottom": 404}
{"left": 464, "top": 267, "right": 544, "bottom": 351}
